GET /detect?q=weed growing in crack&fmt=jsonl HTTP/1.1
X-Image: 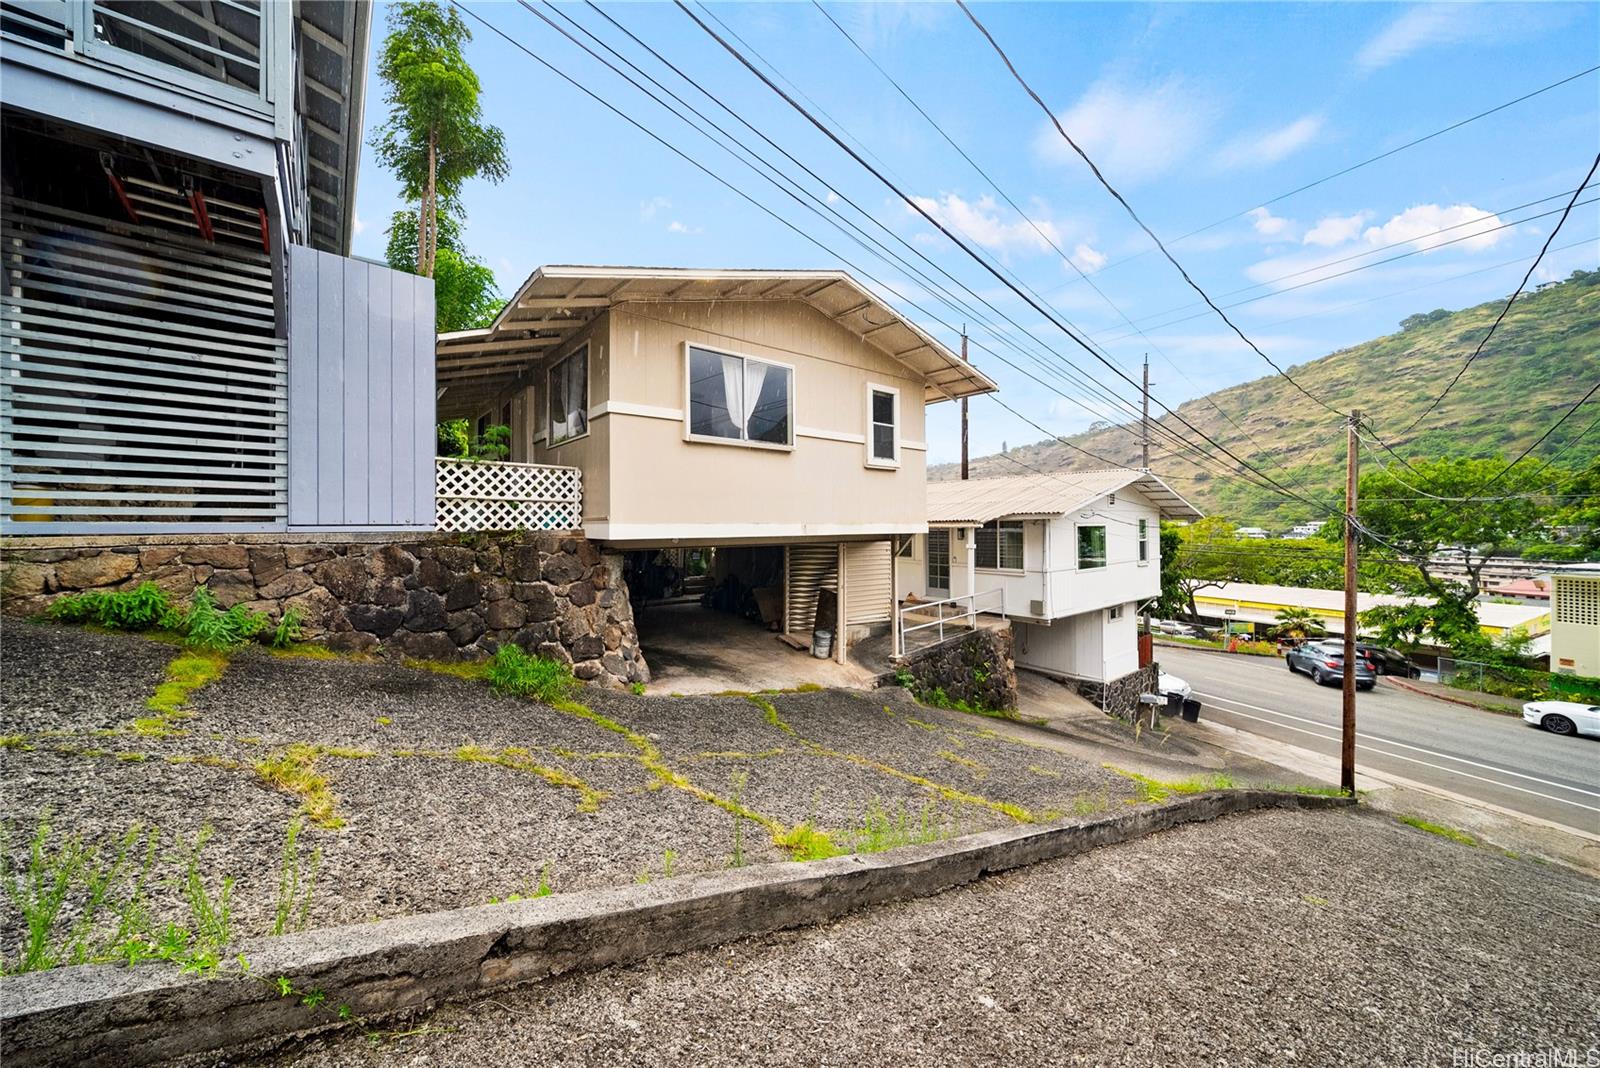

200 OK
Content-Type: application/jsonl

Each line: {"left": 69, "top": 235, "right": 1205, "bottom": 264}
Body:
{"left": 1397, "top": 815, "right": 1477, "bottom": 847}
{"left": 773, "top": 822, "right": 844, "bottom": 861}
{"left": 0, "top": 735, "right": 34, "bottom": 751}
{"left": 140, "top": 650, "right": 228, "bottom": 735}
{"left": 256, "top": 744, "right": 345, "bottom": 829}
{"left": 662, "top": 849, "right": 677, "bottom": 878}
{"left": 1104, "top": 766, "right": 1236, "bottom": 804}
{"left": 490, "top": 860, "right": 555, "bottom": 904}
{"left": 453, "top": 745, "right": 604, "bottom": 813}
{"left": 839, "top": 800, "right": 950, "bottom": 855}
{"left": 935, "top": 749, "right": 987, "bottom": 779}
{"left": 272, "top": 818, "right": 321, "bottom": 937}
{"left": 729, "top": 771, "right": 749, "bottom": 868}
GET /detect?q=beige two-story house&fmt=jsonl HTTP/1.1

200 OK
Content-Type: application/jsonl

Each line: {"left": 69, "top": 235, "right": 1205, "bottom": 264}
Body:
{"left": 435, "top": 266, "right": 996, "bottom": 663}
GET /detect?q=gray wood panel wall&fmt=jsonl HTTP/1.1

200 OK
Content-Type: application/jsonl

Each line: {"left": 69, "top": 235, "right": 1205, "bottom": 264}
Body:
{"left": 287, "top": 247, "right": 436, "bottom": 530}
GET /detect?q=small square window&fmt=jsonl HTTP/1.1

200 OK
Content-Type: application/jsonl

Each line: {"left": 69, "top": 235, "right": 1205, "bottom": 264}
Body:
{"left": 976, "top": 520, "right": 1024, "bottom": 570}
{"left": 548, "top": 345, "right": 589, "bottom": 446}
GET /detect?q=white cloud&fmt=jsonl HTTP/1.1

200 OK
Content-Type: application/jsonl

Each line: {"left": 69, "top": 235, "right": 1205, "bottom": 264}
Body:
{"left": 352, "top": 211, "right": 366, "bottom": 237}
{"left": 825, "top": 190, "right": 842, "bottom": 206}
{"left": 1355, "top": 4, "right": 1487, "bottom": 72}
{"left": 1214, "top": 115, "right": 1324, "bottom": 170}
{"left": 1362, "top": 203, "right": 1508, "bottom": 252}
{"left": 1033, "top": 77, "right": 1217, "bottom": 184}
{"left": 1069, "top": 242, "right": 1107, "bottom": 272}
{"left": 1249, "top": 207, "right": 1293, "bottom": 238}
{"left": 908, "top": 192, "right": 1060, "bottom": 256}
{"left": 666, "top": 220, "right": 702, "bottom": 235}
{"left": 640, "top": 196, "right": 671, "bottom": 221}
{"left": 1302, "top": 211, "right": 1371, "bottom": 247}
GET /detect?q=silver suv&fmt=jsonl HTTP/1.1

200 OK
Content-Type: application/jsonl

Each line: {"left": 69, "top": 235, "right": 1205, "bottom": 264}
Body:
{"left": 1286, "top": 640, "right": 1376, "bottom": 690}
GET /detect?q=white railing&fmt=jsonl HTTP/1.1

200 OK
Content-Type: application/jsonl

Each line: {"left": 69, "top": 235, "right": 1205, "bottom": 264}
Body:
{"left": 435, "top": 458, "right": 582, "bottom": 532}
{"left": 896, "top": 588, "right": 1007, "bottom": 656}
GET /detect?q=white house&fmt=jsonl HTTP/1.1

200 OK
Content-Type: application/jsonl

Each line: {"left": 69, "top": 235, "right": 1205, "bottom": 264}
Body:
{"left": 896, "top": 470, "right": 1201, "bottom": 688}
{"left": 1551, "top": 564, "right": 1600, "bottom": 678}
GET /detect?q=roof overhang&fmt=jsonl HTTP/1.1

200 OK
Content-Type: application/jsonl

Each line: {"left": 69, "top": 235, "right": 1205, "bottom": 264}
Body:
{"left": 436, "top": 266, "right": 999, "bottom": 419}
{"left": 926, "top": 470, "right": 1204, "bottom": 526}
{"left": 297, "top": 2, "right": 371, "bottom": 255}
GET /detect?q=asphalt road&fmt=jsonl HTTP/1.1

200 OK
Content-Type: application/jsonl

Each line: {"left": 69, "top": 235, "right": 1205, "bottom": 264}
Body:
{"left": 1157, "top": 645, "right": 1600, "bottom": 835}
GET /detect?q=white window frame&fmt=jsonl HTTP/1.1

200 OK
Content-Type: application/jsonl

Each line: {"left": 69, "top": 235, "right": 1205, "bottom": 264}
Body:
{"left": 546, "top": 343, "right": 591, "bottom": 448}
{"left": 1076, "top": 523, "right": 1108, "bottom": 570}
{"left": 1138, "top": 518, "right": 1149, "bottom": 566}
{"left": 682, "top": 342, "right": 795, "bottom": 451}
{"left": 975, "top": 519, "right": 1025, "bottom": 573}
{"left": 864, "top": 382, "right": 900, "bottom": 469}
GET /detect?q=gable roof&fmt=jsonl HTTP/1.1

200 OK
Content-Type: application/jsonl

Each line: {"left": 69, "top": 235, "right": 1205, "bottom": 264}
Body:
{"left": 926, "top": 470, "right": 1202, "bottom": 526}
{"left": 436, "top": 266, "right": 998, "bottom": 417}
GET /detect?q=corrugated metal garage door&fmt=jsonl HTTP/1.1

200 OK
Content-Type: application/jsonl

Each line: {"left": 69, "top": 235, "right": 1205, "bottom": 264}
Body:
{"left": 844, "top": 540, "right": 892, "bottom": 626}
{"left": 785, "top": 543, "right": 837, "bottom": 636}
{"left": 1, "top": 195, "right": 286, "bottom": 533}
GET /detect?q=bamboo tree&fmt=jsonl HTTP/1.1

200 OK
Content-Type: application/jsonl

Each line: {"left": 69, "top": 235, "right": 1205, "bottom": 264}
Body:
{"left": 371, "top": 1, "right": 508, "bottom": 278}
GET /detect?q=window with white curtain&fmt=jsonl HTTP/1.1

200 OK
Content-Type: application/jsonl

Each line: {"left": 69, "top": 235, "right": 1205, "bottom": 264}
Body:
{"left": 548, "top": 344, "right": 589, "bottom": 445}
{"left": 686, "top": 344, "right": 792, "bottom": 447}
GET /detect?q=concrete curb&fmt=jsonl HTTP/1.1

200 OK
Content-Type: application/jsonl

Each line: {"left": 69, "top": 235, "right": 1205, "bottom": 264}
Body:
{"left": 0, "top": 790, "right": 1354, "bottom": 1068}
{"left": 1381, "top": 676, "right": 1522, "bottom": 717}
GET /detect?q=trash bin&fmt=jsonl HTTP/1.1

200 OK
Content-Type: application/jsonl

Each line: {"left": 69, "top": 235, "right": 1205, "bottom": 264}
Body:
{"left": 1163, "top": 691, "right": 1184, "bottom": 717}
{"left": 1181, "top": 698, "right": 1201, "bottom": 723}
{"left": 811, "top": 629, "right": 833, "bottom": 659}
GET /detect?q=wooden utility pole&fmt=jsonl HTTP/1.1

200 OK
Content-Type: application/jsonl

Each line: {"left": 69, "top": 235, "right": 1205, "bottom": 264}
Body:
{"left": 1341, "top": 409, "right": 1361, "bottom": 795}
{"left": 960, "top": 331, "right": 970, "bottom": 480}
{"left": 1140, "top": 353, "right": 1151, "bottom": 471}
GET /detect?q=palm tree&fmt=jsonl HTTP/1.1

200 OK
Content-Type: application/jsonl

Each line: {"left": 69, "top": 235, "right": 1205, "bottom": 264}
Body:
{"left": 1269, "top": 606, "right": 1326, "bottom": 640}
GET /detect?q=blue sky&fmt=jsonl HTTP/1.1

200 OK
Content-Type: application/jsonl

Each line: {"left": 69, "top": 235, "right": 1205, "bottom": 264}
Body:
{"left": 350, "top": 1, "right": 1600, "bottom": 467}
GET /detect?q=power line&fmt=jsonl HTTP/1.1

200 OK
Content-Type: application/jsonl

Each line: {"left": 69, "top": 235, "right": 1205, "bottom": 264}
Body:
{"left": 551, "top": 1, "right": 1265, "bottom": 489}
{"left": 1097, "top": 186, "right": 1593, "bottom": 338}
{"left": 1044, "top": 63, "right": 1600, "bottom": 286}
{"left": 1477, "top": 379, "right": 1600, "bottom": 494}
{"left": 1397, "top": 151, "right": 1600, "bottom": 436}
{"left": 678, "top": 0, "right": 1338, "bottom": 518}
{"left": 956, "top": 0, "right": 1346, "bottom": 420}
{"left": 807, "top": 0, "right": 1310, "bottom": 505}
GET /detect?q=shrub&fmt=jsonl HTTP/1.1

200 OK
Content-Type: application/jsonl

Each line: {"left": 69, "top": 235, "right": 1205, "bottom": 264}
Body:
{"left": 485, "top": 643, "right": 574, "bottom": 702}
{"left": 176, "top": 587, "right": 270, "bottom": 652}
{"left": 270, "top": 608, "right": 305, "bottom": 650}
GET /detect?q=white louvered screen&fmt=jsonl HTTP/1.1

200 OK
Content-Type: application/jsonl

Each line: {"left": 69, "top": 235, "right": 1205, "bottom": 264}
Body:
{"left": 785, "top": 543, "right": 839, "bottom": 636}
{"left": 435, "top": 458, "right": 581, "bottom": 532}
{"left": 1555, "top": 578, "right": 1600, "bottom": 627}
{"left": 1, "top": 195, "right": 286, "bottom": 533}
{"left": 844, "top": 540, "right": 893, "bottom": 625}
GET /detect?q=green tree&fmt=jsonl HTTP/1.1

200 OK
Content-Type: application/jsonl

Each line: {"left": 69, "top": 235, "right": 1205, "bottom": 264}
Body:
{"left": 1154, "top": 522, "right": 1186, "bottom": 617}
{"left": 371, "top": 1, "right": 508, "bottom": 277}
{"left": 1357, "top": 457, "right": 1550, "bottom": 598}
{"left": 385, "top": 210, "right": 502, "bottom": 332}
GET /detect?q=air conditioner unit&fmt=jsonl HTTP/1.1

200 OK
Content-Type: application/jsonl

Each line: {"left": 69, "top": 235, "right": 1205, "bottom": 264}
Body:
{"left": 1030, "top": 599, "right": 1045, "bottom": 617}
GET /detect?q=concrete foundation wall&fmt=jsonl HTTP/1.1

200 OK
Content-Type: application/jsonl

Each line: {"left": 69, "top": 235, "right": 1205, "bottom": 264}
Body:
{"left": 0, "top": 532, "right": 647, "bottom": 687}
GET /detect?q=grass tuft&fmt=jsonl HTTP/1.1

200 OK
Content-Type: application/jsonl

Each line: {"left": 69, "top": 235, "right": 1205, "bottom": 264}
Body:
{"left": 255, "top": 744, "right": 344, "bottom": 829}
{"left": 1396, "top": 814, "right": 1477, "bottom": 847}
{"left": 454, "top": 744, "right": 605, "bottom": 813}
{"left": 484, "top": 644, "right": 575, "bottom": 703}
{"left": 1104, "top": 765, "right": 1237, "bottom": 804}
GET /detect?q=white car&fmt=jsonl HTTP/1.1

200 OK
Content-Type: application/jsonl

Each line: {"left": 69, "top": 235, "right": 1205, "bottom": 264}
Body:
{"left": 1158, "top": 672, "right": 1192, "bottom": 701}
{"left": 1521, "top": 700, "right": 1600, "bottom": 739}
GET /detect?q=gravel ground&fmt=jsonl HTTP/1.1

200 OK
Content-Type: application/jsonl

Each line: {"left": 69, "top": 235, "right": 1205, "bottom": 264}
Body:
{"left": 0, "top": 623, "right": 1138, "bottom": 950}
{"left": 255, "top": 807, "right": 1600, "bottom": 1068}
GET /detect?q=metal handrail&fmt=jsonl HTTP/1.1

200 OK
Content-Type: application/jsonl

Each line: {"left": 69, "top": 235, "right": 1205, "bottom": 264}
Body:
{"left": 896, "top": 587, "right": 1007, "bottom": 655}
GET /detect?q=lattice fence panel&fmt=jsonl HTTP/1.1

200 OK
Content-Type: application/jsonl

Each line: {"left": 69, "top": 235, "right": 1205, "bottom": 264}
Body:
{"left": 435, "top": 458, "right": 582, "bottom": 532}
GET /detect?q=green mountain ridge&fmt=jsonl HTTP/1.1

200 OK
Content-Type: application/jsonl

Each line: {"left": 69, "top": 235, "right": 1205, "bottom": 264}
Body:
{"left": 931, "top": 270, "right": 1600, "bottom": 528}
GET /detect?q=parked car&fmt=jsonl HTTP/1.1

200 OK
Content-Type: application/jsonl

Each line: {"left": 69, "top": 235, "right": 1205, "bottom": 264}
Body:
{"left": 1286, "top": 640, "right": 1375, "bottom": 690}
{"left": 1357, "top": 643, "right": 1420, "bottom": 678}
{"left": 1158, "top": 672, "right": 1192, "bottom": 700}
{"left": 1521, "top": 700, "right": 1600, "bottom": 738}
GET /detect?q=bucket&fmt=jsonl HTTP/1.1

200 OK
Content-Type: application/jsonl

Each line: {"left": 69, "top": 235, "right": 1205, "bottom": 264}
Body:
{"left": 1181, "top": 698, "right": 1201, "bottom": 723}
{"left": 1163, "top": 691, "right": 1183, "bottom": 717}
{"left": 811, "top": 629, "right": 833, "bottom": 659}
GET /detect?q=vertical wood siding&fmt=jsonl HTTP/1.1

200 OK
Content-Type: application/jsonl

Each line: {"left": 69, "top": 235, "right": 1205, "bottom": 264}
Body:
{"left": 287, "top": 247, "right": 435, "bottom": 529}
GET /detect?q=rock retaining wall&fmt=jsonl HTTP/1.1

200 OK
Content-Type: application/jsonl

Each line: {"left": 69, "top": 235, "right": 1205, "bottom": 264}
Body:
{"left": 898, "top": 626, "right": 1018, "bottom": 712}
{"left": 1065, "top": 662, "right": 1159, "bottom": 719}
{"left": 0, "top": 533, "right": 647, "bottom": 688}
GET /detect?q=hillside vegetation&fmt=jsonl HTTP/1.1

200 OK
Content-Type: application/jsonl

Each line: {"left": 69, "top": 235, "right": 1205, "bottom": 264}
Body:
{"left": 933, "top": 270, "right": 1600, "bottom": 528}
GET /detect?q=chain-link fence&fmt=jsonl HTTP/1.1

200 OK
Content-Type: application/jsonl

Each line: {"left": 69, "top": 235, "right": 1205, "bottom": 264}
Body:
{"left": 1437, "top": 657, "right": 1600, "bottom": 703}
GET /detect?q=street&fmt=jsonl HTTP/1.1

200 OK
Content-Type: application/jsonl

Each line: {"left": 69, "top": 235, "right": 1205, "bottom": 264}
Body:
{"left": 1158, "top": 645, "right": 1600, "bottom": 835}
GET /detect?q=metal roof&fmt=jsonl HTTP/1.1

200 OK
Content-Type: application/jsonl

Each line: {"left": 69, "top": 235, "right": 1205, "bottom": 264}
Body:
{"left": 436, "top": 265, "right": 999, "bottom": 418}
{"left": 926, "top": 470, "right": 1203, "bottom": 525}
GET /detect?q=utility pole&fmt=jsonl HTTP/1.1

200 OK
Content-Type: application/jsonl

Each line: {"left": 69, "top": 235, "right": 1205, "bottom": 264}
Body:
{"left": 960, "top": 331, "right": 969, "bottom": 480}
{"left": 1140, "top": 353, "right": 1151, "bottom": 471}
{"left": 1341, "top": 409, "right": 1361, "bottom": 796}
